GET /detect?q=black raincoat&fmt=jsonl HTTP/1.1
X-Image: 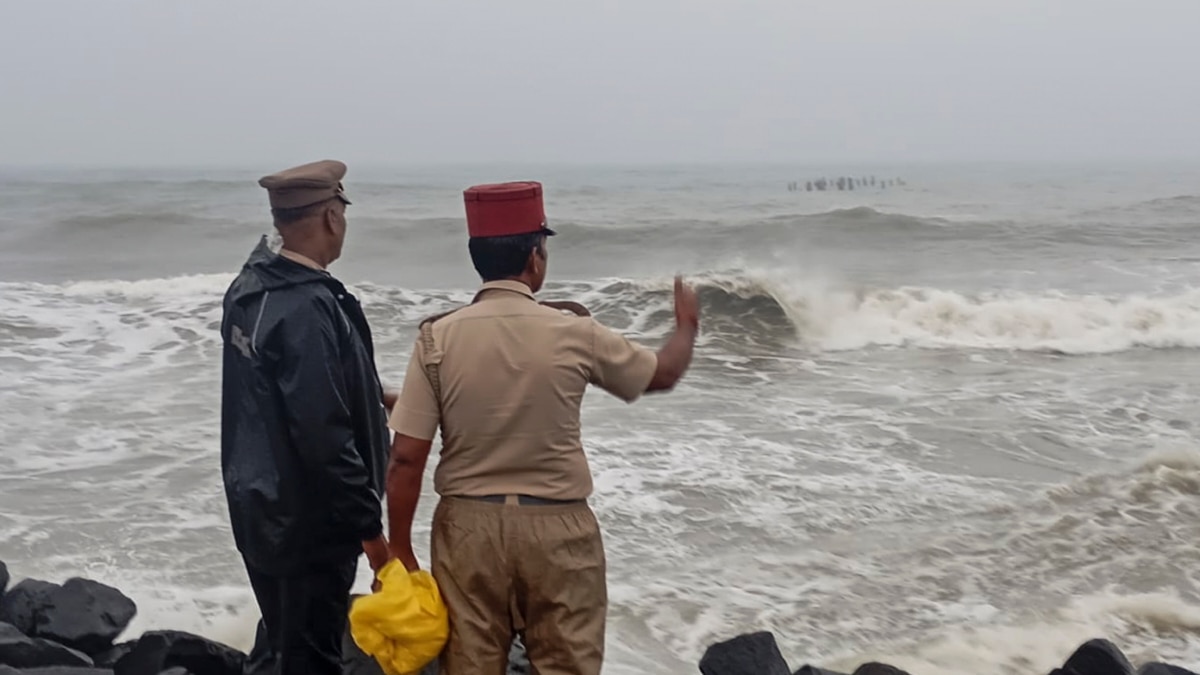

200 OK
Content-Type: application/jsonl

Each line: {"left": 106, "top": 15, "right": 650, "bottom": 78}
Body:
{"left": 219, "top": 236, "right": 389, "bottom": 575}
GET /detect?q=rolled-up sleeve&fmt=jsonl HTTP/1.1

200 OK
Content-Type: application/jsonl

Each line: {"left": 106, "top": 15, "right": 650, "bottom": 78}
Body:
{"left": 388, "top": 338, "right": 441, "bottom": 440}
{"left": 589, "top": 320, "right": 658, "bottom": 403}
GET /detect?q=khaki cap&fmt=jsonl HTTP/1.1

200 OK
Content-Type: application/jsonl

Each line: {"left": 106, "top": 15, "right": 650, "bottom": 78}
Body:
{"left": 258, "top": 159, "right": 352, "bottom": 209}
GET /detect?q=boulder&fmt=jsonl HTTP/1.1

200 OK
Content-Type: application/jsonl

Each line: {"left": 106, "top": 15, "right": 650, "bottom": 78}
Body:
{"left": 699, "top": 632, "right": 790, "bottom": 675}
{"left": 1053, "top": 639, "right": 1134, "bottom": 675}
{"left": 793, "top": 667, "right": 848, "bottom": 675}
{"left": 1, "top": 669, "right": 112, "bottom": 675}
{"left": 91, "top": 643, "right": 134, "bottom": 669}
{"left": 35, "top": 579, "right": 137, "bottom": 655}
{"left": 1, "top": 563, "right": 9, "bottom": 597}
{"left": 852, "top": 665, "right": 911, "bottom": 675}
{"left": 0, "top": 622, "right": 93, "bottom": 669}
{"left": 0, "top": 581, "right": 60, "bottom": 636}
{"left": 113, "top": 631, "right": 242, "bottom": 675}
{"left": 1138, "top": 665, "right": 1199, "bottom": 675}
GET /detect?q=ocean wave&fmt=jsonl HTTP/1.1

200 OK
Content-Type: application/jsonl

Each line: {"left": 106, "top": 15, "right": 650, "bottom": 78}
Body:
{"left": 8, "top": 270, "right": 1200, "bottom": 355}
{"left": 49, "top": 211, "right": 224, "bottom": 232}
{"left": 608, "top": 438, "right": 1200, "bottom": 672}
{"left": 775, "top": 205, "right": 955, "bottom": 229}
{"left": 579, "top": 271, "right": 1200, "bottom": 354}
{"left": 1121, "top": 194, "right": 1200, "bottom": 214}
{"left": 827, "top": 590, "right": 1200, "bottom": 675}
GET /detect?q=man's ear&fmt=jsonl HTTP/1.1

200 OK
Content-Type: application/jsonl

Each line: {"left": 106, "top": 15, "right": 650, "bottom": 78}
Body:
{"left": 324, "top": 205, "right": 338, "bottom": 234}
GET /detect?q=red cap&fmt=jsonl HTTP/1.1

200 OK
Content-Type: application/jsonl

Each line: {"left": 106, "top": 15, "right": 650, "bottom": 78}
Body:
{"left": 463, "top": 181, "right": 556, "bottom": 238}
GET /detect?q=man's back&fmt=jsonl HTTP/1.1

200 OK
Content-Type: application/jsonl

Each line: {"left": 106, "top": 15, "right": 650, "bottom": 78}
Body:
{"left": 393, "top": 280, "right": 657, "bottom": 502}
{"left": 220, "top": 236, "right": 389, "bottom": 573}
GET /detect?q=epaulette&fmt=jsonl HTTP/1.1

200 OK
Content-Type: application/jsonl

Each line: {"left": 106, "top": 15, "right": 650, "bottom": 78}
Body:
{"left": 418, "top": 307, "right": 465, "bottom": 328}
{"left": 539, "top": 300, "right": 591, "bottom": 317}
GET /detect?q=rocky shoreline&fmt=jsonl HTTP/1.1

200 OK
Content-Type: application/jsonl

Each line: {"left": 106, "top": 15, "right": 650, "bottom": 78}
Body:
{"left": 2, "top": 561, "right": 1196, "bottom": 675}
{"left": 698, "top": 631, "right": 1199, "bottom": 675}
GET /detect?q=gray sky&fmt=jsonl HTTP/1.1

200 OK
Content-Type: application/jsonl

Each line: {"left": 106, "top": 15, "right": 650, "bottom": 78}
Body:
{"left": 2, "top": 0, "right": 1197, "bottom": 166}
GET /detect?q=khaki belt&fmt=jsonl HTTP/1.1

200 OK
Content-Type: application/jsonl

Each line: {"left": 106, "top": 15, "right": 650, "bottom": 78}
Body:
{"left": 461, "top": 494, "right": 584, "bottom": 506}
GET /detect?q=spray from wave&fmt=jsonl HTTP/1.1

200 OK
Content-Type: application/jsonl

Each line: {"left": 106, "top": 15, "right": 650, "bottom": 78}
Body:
{"left": 591, "top": 271, "right": 1200, "bottom": 354}
{"left": 6, "top": 270, "right": 1200, "bottom": 356}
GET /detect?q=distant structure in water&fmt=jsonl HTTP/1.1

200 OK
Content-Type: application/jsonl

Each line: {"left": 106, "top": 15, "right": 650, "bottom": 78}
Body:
{"left": 789, "top": 175, "right": 906, "bottom": 192}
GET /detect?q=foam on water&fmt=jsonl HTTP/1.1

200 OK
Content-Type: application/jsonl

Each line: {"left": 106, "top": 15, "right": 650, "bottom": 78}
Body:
{"left": 595, "top": 444, "right": 1200, "bottom": 672}
{"left": 3, "top": 267, "right": 1200, "bottom": 671}
{"left": 823, "top": 591, "right": 1200, "bottom": 675}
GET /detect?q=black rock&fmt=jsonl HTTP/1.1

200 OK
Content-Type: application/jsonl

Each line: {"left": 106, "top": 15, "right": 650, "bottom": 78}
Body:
{"left": 92, "top": 643, "right": 134, "bottom": 669}
{"left": 113, "top": 631, "right": 242, "bottom": 675}
{"left": 0, "top": 581, "right": 61, "bottom": 636}
{"left": 699, "top": 632, "right": 790, "bottom": 675}
{"left": 852, "top": 665, "right": 911, "bottom": 675}
{"left": 0, "top": 622, "right": 94, "bottom": 669}
{"left": 35, "top": 580, "right": 137, "bottom": 655}
{"left": 793, "top": 666, "right": 848, "bottom": 675}
{"left": 1, "top": 563, "right": 9, "bottom": 597}
{"left": 1138, "top": 664, "right": 1199, "bottom": 675}
{"left": 3, "top": 669, "right": 113, "bottom": 675}
{"left": 157, "top": 668, "right": 190, "bottom": 675}
{"left": 1058, "top": 639, "right": 1134, "bottom": 675}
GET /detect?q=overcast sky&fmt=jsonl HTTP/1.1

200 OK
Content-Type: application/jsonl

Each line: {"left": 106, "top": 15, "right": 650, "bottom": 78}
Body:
{"left": 2, "top": 0, "right": 1197, "bottom": 166}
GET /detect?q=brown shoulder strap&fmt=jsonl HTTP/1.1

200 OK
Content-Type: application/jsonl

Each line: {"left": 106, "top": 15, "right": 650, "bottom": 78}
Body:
{"left": 539, "top": 300, "right": 591, "bottom": 317}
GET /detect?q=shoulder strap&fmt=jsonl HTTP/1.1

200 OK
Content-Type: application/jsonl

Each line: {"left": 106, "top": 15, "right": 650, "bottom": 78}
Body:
{"left": 539, "top": 300, "right": 591, "bottom": 317}
{"left": 418, "top": 320, "right": 443, "bottom": 407}
{"left": 417, "top": 308, "right": 464, "bottom": 408}
{"left": 415, "top": 298, "right": 590, "bottom": 407}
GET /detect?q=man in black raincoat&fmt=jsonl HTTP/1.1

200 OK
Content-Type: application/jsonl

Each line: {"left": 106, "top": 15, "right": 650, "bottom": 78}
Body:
{"left": 219, "top": 159, "right": 392, "bottom": 675}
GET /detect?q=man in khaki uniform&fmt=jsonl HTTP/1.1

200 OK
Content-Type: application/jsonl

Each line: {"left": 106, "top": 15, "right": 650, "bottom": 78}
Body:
{"left": 383, "top": 181, "right": 699, "bottom": 674}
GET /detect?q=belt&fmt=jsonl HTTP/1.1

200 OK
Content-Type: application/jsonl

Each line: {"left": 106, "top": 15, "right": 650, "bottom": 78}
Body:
{"left": 461, "top": 494, "right": 585, "bottom": 506}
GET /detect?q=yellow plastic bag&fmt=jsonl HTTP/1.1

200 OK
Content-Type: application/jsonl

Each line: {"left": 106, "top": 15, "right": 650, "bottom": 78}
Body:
{"left": 349, "top": 560, "right": 449, "bottom": 675}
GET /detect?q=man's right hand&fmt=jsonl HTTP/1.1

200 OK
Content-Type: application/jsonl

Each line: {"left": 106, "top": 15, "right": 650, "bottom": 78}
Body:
{"left": 647, "top": 276, "right": 700, "bottom": 393}
{"left": 674, "top": 275, "right": 699, "bottom": 330}
{"left": 391, "top": 545, "right": 421, "bottom": 572}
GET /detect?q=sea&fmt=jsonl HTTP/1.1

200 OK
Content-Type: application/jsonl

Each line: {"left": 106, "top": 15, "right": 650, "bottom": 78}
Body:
{"left": 2, "top": 161, "right": 1200, "bottom": 674}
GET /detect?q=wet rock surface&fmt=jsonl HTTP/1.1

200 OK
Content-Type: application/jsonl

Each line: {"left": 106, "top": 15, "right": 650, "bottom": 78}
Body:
{"left": 5, "top": 559, "right": 1200, "bottom": 675}
{"left": 34, "top": 580, "right": 137, "bottom": 656}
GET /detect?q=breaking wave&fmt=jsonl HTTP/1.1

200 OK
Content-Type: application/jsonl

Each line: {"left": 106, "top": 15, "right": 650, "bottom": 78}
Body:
{"left": 7, "top": 270, "right": 1200, "bottom": 356}
{"left": 564, "top": 272, "right": 1200, "bottom": 354}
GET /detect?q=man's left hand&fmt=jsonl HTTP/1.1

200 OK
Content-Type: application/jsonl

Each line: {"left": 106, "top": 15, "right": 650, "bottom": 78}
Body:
{"left": 382, "top": 389, "right": 399, "bottom": 413}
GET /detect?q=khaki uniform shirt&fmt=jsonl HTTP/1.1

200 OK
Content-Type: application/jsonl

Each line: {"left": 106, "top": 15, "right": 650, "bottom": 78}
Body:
{"left": 388, "top": 280, "right": 658, "bottom": 500}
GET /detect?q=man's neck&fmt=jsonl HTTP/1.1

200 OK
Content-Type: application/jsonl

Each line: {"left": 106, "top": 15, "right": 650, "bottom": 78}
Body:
{"left": 279, "top": 247, "right": 328, "bottom": 271}
{"left": 503, "top": 275, "right": 538, "bottom": 292}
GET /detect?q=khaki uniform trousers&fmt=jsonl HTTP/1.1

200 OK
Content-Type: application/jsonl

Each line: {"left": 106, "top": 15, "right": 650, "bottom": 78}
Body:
{"left": 431, "top": 495, "right": 607, "bottom": 675}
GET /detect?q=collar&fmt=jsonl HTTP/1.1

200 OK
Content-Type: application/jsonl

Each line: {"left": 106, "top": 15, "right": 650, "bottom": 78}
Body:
{"left": 474, "top": 279, "right": 535, "bottom": 302}
{"left": 279, "top": 248, "right": 327, "bottom": 272}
